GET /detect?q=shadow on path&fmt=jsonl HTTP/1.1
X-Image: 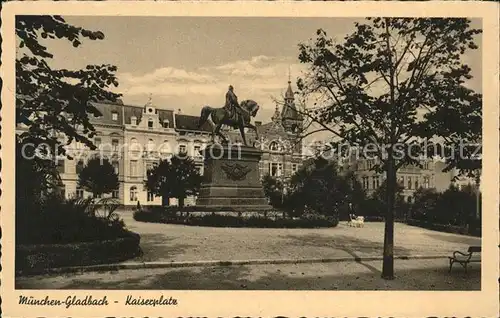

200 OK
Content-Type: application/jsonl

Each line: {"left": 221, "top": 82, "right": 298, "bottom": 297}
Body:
{"left": 282, "top": 233, "right": 414, "bottom": 257}
{"left": 132, "top": 233, "right": 197, "bottom": 262}
{"left": 17, "top": 262, "right": 480, "bottom": 291}
{"left": 423, "top": 232, "right": 481, "bottom": 246}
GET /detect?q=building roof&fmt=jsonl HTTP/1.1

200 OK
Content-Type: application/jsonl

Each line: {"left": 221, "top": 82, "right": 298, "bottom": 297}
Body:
{"left": 90, "top": 101, "right": 175, "bottom": 127}
{"left": 90, "top": 102, "right": 125, "bottom": 126}
{"left": 175, "top": 114, "right": 213, "bottom": 132}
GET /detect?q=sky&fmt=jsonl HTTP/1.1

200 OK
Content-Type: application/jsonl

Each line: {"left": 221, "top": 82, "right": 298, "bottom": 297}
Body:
{"left": 38, "top": 16, "right": 482, "bottom": 125}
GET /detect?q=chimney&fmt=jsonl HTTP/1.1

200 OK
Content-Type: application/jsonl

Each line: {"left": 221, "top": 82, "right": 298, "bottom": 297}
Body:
{"left": 255, "top": 121, "right": 262, "bottom": 126}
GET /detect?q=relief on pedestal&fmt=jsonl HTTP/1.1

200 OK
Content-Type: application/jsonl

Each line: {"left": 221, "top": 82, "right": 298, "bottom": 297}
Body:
{"left": 221, "top": 162, "right": 252, "bottom": 181}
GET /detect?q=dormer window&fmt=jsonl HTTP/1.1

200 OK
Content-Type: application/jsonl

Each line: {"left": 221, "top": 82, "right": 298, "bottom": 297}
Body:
{"left": 163, "top": 119, "right": 170, "bottom": 128}
{"left": 112, "top": 111, "right": 118, "bottom": 121}
{"left": 148, "top": 118, "right": 153, "bottom": 128}
{"left": 131, "top": 116, "right": 137, "bottom": 126}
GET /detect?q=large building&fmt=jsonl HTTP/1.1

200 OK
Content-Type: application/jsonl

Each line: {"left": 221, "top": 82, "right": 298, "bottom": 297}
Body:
{"left": 30, "top": 81, "right": 304, "bottom": 206}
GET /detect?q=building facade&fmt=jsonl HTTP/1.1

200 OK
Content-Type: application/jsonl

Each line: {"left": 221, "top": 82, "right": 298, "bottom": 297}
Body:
{"left": 32, "top": 80, "right": 304, "bottom": 206}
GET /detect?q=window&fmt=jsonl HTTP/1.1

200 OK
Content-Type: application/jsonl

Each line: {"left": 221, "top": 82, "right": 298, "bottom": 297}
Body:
{"left": 112, "top": 161, "right": 119, "bottom": 175}
{"left": 398, "top": 176, "right": 404, "bottom": 186}
{"left": 148, "top": 118, "right": 154, "bottom": 128}
{"left": 130, "top": 160, "right": 138, "bottom": 176}
{"left": 76, "top": 187, "right": 84, "bottom": 199}
{"left": 407, "top": 196, "right": 413, "bottom": 203}
{"left": 57, "top": 160, "right": 65, "bottom": 173}
{"left": 146, "top": 162, "right": 154, "bottom": 176}
{"left": 179, "top": 145, "right": 187, "bottom": 153}
{"left": 407, "top": 177, "right": 412, "bottom": 189}
{"left": 163, "top": 119, "right": 170, "bottom": 128}
{"left": 112, "top": 139, "right": 119, "bottom": 151}
{"left": 59, "top": 185, "right": 66, "bottom": 199}
{"left": 94, "top": 137, "right": 101, "bottom": 147}
{"left": 147, "top": 139, "right": 155, "bottom": 153}
{"left": 194, "top": 145, "right": 201, "bottom": 154}
{"left": 423, "top": 176, "right": 430, "bottom": 188}
{"left": 130, "top": 186, "right": 138, "bottom": 202}
{"left": 76, "top": 160, "right": 84, "bottom": 174}
{"left": 112, "top": 111, "right": 118, "bottom": 121}
{"left": 131, "top": 116, "right": 137, "bottom": 126}
{"left": 367, "top": 160, "right": 374, "bottom": 169}
{"left": 112, "top": 190, "right": 119, "bottom": 199}
{"left": 362, "top": 176, "right": 369, "bottom": 189}
{"left": 376, "top": 176, "right": 380, "bottom": 188}
{"left": 292, "top": 163, "right": 298, "bottom": 174}
{"left": 270, "top": 162, "right": 281, "bottom": 177}
{"left": 147, "top": 191, "right": 154, "bottom": 202}
{"left": 415, "top": 178, "right": 419, "bottom": 189}
{"left": 372, "top": 176, "right": 377, "bottom": 190}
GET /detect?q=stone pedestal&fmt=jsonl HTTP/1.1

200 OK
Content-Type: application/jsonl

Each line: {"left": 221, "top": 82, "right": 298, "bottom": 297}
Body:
{"left": 195, "top": 143, "right": 271, "bottom": 211}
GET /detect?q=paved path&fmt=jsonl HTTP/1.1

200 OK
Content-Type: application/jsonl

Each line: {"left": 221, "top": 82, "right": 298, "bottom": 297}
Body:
{"left": 117, "top": 211, "right": 481, "bottom": 263}
{"left": 16, "top": 258, "right": 480, "bottom": 290}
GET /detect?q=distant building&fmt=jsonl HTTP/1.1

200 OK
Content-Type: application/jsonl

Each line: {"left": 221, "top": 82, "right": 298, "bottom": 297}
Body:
{"left": 309, "top": 142, "right": 464, "bottom": 202}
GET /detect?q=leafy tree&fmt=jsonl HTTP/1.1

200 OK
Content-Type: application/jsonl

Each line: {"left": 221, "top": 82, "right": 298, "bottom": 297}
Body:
{"left": 296, "top": 18, "right": 481, "bottom": 279}
{"left": 16, "top": 16, "right": 121, "bottom": 213}
{"left": 78, "top": 157, "right": 119, "bottom": 198}
{"left": 16, "top": 16, "right": 121, "bottom": 154}
{"left": 410, "top": 188, "right": 440, "bottom": 221}
{"left": 288, "top": 157, "right": 350, "bottom": 218}
{"left": 343, "top": 171, "right": 367, "bottom": 214}
{"left": 369, "top": 179, "right": 406, "bottom": 219}
{"left": 145, "top": 154, "right": 202, "bottom": 208}
{"left": 434, "top": 185, "right": 476, "bottom": 226}
{"left": 262, "top": 174, "right": 285, "bottom": 208}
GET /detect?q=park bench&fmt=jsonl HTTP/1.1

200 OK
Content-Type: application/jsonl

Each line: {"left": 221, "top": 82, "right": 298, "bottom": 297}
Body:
{"left": 448, "top": 246, "right": 481, "bottom": 273}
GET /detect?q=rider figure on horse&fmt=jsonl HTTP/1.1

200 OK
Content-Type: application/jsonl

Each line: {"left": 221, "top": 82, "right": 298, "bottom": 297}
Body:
{"left": 224, "top": 85, "right": 245, "bottom": 121}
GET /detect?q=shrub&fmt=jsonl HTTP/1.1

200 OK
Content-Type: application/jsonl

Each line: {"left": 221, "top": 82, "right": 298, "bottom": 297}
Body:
{"left": 16, "top": 194, "right": 130, "bottom": 245}
{"left": 410, "top": 185, "right": 478, "bottom": 227}
{"left": 133, "top": 209, "right": 338, "bottom": 228}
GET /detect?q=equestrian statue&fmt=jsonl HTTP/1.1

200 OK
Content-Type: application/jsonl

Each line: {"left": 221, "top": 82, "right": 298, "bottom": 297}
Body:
{"left": 198, "top": 85, "right": 260, "bottom": 146}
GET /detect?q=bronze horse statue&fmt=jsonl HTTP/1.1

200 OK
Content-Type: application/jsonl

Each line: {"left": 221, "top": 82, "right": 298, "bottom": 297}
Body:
{"left": 197, "top": 99, "right": 260, "bottom": 146}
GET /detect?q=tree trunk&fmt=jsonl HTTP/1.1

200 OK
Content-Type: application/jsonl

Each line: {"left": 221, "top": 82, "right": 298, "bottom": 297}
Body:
{"left": 178, "top": 197, "right": 185, "bottom": 208}
{"left": 382, "top": 156, "right": 396, "bottom": 280}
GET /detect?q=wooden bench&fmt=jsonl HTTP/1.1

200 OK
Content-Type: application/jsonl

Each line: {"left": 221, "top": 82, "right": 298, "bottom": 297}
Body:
{"left": 448, "top": 246, "right": 481, "bottom": 273}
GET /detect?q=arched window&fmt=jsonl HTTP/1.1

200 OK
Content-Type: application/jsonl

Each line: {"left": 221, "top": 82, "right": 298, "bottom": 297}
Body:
{"left": 148, "top": 118, "right": 154, "bottom": 128}
{"left": 147, "top": 139, "right": 155, "bottom": 152}
{"left": 130, "top": 186, "right": 138, "bottom": 202}
{"left": 159, "top": 140, "right": 170, "bottom": 154}
{"left": 269, "top": 141, "right": 281, "bottom": 151}
{"left": 130, "top": 138, "right": 141, "bottom": 153}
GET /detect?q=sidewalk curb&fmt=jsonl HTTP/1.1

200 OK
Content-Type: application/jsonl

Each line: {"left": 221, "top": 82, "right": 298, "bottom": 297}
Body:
{"left": 17, "top": 254, "right": 447, "bottom": 277}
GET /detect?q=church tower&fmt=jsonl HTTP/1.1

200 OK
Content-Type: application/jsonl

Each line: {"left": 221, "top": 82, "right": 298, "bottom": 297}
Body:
{"left": 281, "top": 78, "right": 303, "bottom": 134}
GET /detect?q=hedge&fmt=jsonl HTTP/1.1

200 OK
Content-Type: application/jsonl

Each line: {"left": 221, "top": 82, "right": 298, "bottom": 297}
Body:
{"left": 16, "top": 230, "right": 142, "bottom": 275}
{"left": 134, "top": 209, "right": 338, "bottom": 228}
{"left": 405, "top": 218, "right": 481, "bottom": 237}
